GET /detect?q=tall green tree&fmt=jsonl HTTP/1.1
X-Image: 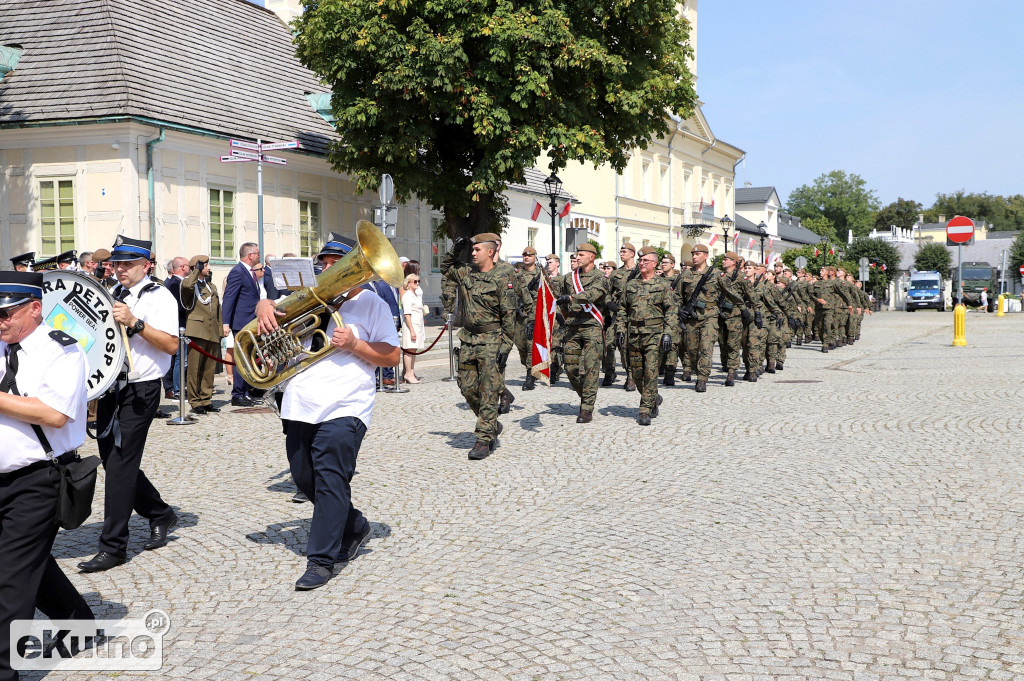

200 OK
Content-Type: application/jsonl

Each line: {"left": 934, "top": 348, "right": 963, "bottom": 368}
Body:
{"left": 786, "top": 170, "right": 880, "bottom": 244}
{"left": 842, "top": 238, "right": 902, "bottom": 294}
{"left": 1010, "top": 231, "right": 1024, "bottom": 275}
{"left": 873, "top": 197, "right": 922, "bottom": 232}
{"left": 923, "top": 190, "right": 1013, "bottom": 230}
{"left": 913, "top": 242, "right": 952, "bottom": 278}
{"left": 293, "top": 0, "right": 697, "bottom": 238}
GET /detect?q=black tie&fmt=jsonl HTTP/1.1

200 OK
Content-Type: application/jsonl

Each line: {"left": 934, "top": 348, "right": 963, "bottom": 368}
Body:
{"left": 0, "top": 342, "right": 21, "bottom": 394}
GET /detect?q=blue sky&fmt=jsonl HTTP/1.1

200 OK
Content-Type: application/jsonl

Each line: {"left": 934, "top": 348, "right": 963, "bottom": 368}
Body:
{"left": 697, "top": 1, "right": 1024, "bottom": 208}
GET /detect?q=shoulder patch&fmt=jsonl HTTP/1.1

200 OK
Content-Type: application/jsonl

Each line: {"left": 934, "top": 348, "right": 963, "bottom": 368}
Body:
{"left": 49, "top": 329, "right": 78, "bottom": 346}
{"left": 507, "top": 282, "right": 514, "bottom": 288}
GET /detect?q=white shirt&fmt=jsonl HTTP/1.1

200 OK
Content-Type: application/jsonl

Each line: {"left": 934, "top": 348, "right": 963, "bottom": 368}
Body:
{"left": 281, "top": 289, "right": 399, "bottom": 427}
{"left": 0, "top": 323, "right": 88, "bottom": 473}
{"left": 118, "top": 278, "right": 178, "bottom": 382}
{"left": 243, "top": 262, "right": 268, "bottom": 301}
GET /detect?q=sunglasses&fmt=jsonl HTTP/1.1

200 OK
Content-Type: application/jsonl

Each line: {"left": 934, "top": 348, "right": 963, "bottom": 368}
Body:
{"left": 253, "top": 266, "right": 264, "bottom": 272}
{"left": 0, "top": 300, "right": 31, "bottom": 319}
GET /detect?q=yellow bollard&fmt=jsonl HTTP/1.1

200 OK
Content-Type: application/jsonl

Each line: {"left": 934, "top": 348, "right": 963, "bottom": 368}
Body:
{"left": 996, "top": 294, "right": 1005, "bottom": 317}
{"left": 952, "top": 304, "right": 967, "bottom": 346}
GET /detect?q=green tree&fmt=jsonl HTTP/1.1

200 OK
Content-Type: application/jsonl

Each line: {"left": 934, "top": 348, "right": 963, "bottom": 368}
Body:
{"left": 293, "top": 0, "right": 697, "bottom": 239}
{"left": 786, "top": 170, "right": 880, "bottom": 243}
{"left": 843, "top": 238, "right": 902, "bottom": 295}
{"left": 1010, "top": 231, "right": 1024, "bottom": 275}
{"left": 913, "top": 242, "right": 952, "bottom": 278}
{"left": 923, "top": 190, "right": 1011, "bottom": 230}
{"left": 873, "top": 197, "right": 922, "bottom": 232}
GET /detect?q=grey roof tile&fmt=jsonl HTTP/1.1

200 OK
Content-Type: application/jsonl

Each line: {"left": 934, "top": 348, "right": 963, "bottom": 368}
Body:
{"left": 735, "top": 186, "right": 777, "bottom": 205}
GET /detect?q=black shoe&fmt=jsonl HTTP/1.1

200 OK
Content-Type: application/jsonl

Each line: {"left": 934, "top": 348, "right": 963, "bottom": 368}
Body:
{"left": 576, "top": 408, "right": 593, "bottom": 424}
{"left": 601, "top": 372, "right": 614, "bottom": 387}
{"left": 292, "top": 491, "right": 309, "bottom": 503}
{"left": 191, "top": 406, "right": 207, "bottom": 416}
{"left": 821, "top": 346, "right": 829, "bottom": 353}
{"left": 637, "top": 413, "right": 652, "bottom": 426}
{"left": 786, "top": 342, "right": 792, "bottom": 349}
{"left": 231, "top": 396, "right": 256, "bottom": 407}
{"left": 682, "top": 371, "right": 692, "bottom": 382}
{"left": 295, "top": 565, "right": 332, "bottom": 591}
{"left": 498, "top": 388, "right": 514, "bottom": 414}
{"left": 522, "top": 375, "right": 536, "bottom": 391}
{"left": 625, "top": 378, "right": 636, "bottom": 392}
{"left": 695, "top": 379, "right": 707, "bottom": 393}
{"left": 205, "top": 404, "right": 221, "bottom": 413}
{"left": 828, "top": 343, "right": 836, "bottom": 350}
{"left": 143, "top": 513, "right": 179, "bottom": 551}
{"left": 776, "top": 363, "right": 784, "bottom": 372}
{"left": 468, "top": 441, "right": 491, "bottom": 460}
{"left": 78, "top": 552, "right": 126, "bottom": 573}
{"left": 725, "top": 370, "right": 736, "bottom": 387}
{"left": 651, "top": 394, "right": 663, "bottom": 418}
{"left": 663, "top": 370, "right": 675, "bottom": 386}
{"left": 153, "top": 410, "right": 170, "bottom": 419}
{"left": 490, "top": 422, "right": 503, "bottom": 451}
{"left": 337, "top": 524, "right": 371, "bottom": 562}
{"left": 744, "top": 371, "right": 755, "bottom": 382}
{"left": 766, "top": 363, "right": 776, "bottom": 374}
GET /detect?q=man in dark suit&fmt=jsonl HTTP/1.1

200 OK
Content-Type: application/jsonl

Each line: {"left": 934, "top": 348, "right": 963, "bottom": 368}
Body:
{"left": 221, "top": 242, "right": 265, "bottom": 407}
{"left": 162, "top": 257, "right": 190, "bottom": 399}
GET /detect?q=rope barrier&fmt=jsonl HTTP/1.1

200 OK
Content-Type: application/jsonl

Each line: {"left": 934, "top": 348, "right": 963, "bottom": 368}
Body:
{"left": 187, "top": 339, "right": 235, "bottom": 365}
{"left": 402, "top": 322, "right": 450, "bottom": 356}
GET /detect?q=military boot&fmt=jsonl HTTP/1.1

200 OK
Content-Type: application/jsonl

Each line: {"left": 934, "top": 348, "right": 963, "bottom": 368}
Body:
{"left": 522, "top": 374, "right": 536, "bottom": 391}
{"left": 765, "top": 361, "right": 776, "bottom": 374}
{"left": 663, "top": 369, "right": 675, "bottom": 386}
{"left": 695, "top": 379, "right": 707, "bottom": 393}
{"left": 576, "top": 408, "right": 593, "bottom": 424}
{"left": 601, "top": 371, "right": 615, "bottom": 387}
{"left": 724, "top": 370, "right": 736, "bottom": 387}
{"left": 625, "top": 377, "right": 636, "bottom": 392}
{"left": 651, "top": 395, "right": 663, "bottom": 419}
{"left": 681, "top": 371, "right": 692, "bottom": 382}
{"left": 828, "top": 343, "right": 835, "bottom": 350}
{"left": 775, "top": 362, "right": 784, "bottom": 372}
{"left": 637, "top": 412, "right": 652, "bottom": 426}
{"left": 468, "top": 441, "right": 491, "bottom": 460}
{"left": 821, "top": 346, "right": 829, "bottom": 353}
{"left": 742, "top": 370, "right": 752, "bottom": 382}
{"left": 795, "top": 338, "right": 803, "bottom": 346}
{"left": 498, "top": 388, "right": 515, "bottom": 414}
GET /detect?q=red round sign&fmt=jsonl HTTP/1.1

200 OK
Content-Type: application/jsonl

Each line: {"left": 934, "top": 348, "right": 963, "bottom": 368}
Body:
{"left": 1019, "top": 264, "right": 1024, "bottom": 276}
{"left": 946, "top": 216, "right": 975, "bottom": 244}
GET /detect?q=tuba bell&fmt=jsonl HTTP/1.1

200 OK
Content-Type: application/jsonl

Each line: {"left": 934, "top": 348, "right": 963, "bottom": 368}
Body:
{"left": 234, "top": 220, "right": 404, "bottom": 390}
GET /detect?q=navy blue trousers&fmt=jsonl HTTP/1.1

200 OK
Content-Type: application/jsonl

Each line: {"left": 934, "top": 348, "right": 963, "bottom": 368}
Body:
{"left": 286, "top": 416, "right": 368, "bottom": 569}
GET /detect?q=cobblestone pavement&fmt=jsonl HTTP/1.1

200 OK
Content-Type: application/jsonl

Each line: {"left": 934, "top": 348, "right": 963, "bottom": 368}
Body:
{"left": 35, "top": 312, "right": 1024, "bottom": 681}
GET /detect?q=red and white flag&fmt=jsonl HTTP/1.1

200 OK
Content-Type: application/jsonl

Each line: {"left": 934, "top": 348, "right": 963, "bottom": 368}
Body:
{"left": 828, "top": 246, "right": 835, "bottom": 256}
{"left": 814, "top": 247, "right": 821, "bottom": 257}
{"left": 881, "top": 263, "right": 887, "bottom": 271}
{"left": 530, "top": 200, "right": 543, "bottom": 221}
{"left": 747, "top": 237, "right": 756, "bottom": 250}
{"left": 698, "top": 197, "right": 704, "bottom": 211}
{"left": 530, "top": 277, "right": 557, "bottom": 384}
{"left": 732, "top": 232, "right": 739, "bottom": 246}
{"left": 707, "top": 233, "right": 719, "bottom": 247}
{"left": 768, "top": 238, "right": 774, "bottom": 248}
{"left": 558, "top": 201, "right": 572, "bottom": 219}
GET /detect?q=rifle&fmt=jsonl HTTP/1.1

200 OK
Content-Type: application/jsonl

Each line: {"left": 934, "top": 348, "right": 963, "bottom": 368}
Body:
{"left": 718, "top": 268, "right": 741, "bottom": 322}
{"left": 679, "top": 266, "right": 717, "bottom": 325}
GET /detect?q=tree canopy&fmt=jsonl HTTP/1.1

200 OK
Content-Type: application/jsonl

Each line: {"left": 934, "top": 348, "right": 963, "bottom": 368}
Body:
{"left": 923, "top": 191, "right": 1024, "bottom": 231}
{"left": 293, "top": 0, "right": 698, "bottom": 238}
{"left": 913, "top": 242, "right": 952, "bottom": 278}
{"left": 874, "top": 197, "right": 922, "bottom": 232}
{"left": 786, "top": 170, "right": 880, "bottom": 244}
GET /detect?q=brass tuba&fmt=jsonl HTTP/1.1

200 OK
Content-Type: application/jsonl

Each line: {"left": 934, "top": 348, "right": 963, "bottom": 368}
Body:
{"left": 234, "top": 220, "right": 404, "bottom": 390}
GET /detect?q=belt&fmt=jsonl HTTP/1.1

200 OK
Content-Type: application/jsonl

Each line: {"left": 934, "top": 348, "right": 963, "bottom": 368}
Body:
{"left": 0, "top": 451, "right": 77, "bottom": 482}
{"left": 463, "top": 322, "right": 500, "bottom": 334}
{"left": 628, "top": 319, "right": 664, "bottom": 327}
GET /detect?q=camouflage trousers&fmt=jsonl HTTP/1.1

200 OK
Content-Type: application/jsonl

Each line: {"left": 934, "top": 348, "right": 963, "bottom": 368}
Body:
{"left": 803, "top": 308, "right": 815, "bottom": 341}
{"left": 627, "top": 327, "right": 664, "bottom": 415}
{"left": 765, "top": 316, "right": 782, "bottom": 367}
{"left": 562, "top": 324, "right": 604, "bottom": 410}
{"left": 777, "top": 317, "right": 793, "bottom": 364}
{"left": 814, "top": 307, "right": 833, "bottom": 346}
{"left": 684, "top": 317, "right": 718, "bottom": 381}
{"left": 662, "top": 326, "right": 686, "bottom": 374}
{"left": 601, "top": 324, "right": 617, "bottom": 375}
{"left": 550, "top": 318, "right": 564, "bottom": 377}
{"left": 743, "top": 319, "right": 765, "bottom": 371}
{"left": 514, "top": 318, "right": 532, "bottom": 370}
{"left": 457, "top": 339, "right": 503, "bottom": 443}
{"left": 717, "top": 314, "right": 743, "bottom": 371}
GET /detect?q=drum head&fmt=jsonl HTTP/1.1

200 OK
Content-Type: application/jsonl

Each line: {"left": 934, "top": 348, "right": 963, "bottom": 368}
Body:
{"left": 41, "top": 271, "right": 126, "bottom": 400}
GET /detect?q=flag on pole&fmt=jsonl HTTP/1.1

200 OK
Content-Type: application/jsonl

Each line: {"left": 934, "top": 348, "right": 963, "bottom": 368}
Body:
{"left": 530, "top": 277, "right": 557, "bottom": 384}
{"left": 698, "top": 197, "right": 704, "bottom": 211}
{"left": 814, "top": 247, "right": 820, "bottom": 257}
{"left": 733, "top": 232, "right": 740, "bottom": 246}
{"left": 768, "top": 238, "right": 774, "bottom": 248}
{"left": 530, "top": 200, "right": 543, "bottom": 221}
{"left": 707, "top": 233, "right": 719, "bottom": 247}
{"left": 881, "top": 263, "right": 887, "bottom": 271}
{"left": 747, "top": 237, "right": 756, "bottom": 249}
{"left": 558, "top": 201, "right": 572, "bottom": 219}
{"left": 828, "top": 246, "right": 835, "bottom": 256}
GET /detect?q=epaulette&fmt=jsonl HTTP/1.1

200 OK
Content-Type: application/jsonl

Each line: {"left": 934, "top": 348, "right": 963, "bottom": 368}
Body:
{"left": 49, "top": 329, "right": 78, "bottom": 346}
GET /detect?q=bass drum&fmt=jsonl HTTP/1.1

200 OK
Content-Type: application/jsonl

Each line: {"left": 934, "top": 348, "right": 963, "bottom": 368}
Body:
{"left": 41, "top": 270, "right": 126, "bottom": 400}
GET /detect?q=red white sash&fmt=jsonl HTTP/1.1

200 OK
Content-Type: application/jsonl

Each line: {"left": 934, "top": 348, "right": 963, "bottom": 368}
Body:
{"left": 572, "top": 269, "right": 604, "bottom": 325}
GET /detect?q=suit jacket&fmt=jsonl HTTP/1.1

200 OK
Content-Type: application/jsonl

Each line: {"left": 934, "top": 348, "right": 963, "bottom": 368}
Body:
{"left": 164, "top": 275, "right": 189, "bottom": 330}
{"left": 180, "top": 270, "right": 224, "bottom": 343}
{"left": 262, "top": 265, "right": 279, "bottom": 300}
{"left": 221, "top": 262, "right": 262, "bottom": 331}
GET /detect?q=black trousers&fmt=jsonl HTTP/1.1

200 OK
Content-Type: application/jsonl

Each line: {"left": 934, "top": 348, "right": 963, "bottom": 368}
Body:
{"left": 286, "top": 417, "right": 368, "bottom": 569}
{"left": 96, "top": 379, "right": 174, "bottom": 556}
{"left": 0, "top": 465, "right": 93, "bottom": 681}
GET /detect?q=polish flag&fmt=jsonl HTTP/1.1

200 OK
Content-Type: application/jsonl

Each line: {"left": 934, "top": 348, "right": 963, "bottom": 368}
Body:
{"left": 829, "top": 246, "right": 835, "bottom": 256}
{"left": 530, "top": 200, "right": 543, "bottom": 221}
{"left": 531, "top": 277, "right": 557, "bottom": 384}
{"left": 558, "top": 201, "right": 572, "bottom": 219}
{"left": 814, "top": 247, "right": 820, "bottom": 257}
{"left": 881, "top": 263, "right": 887, "bottom": 271}
{"left": 707, "top": 233, "right": 719, "bottom": 247}
{"left": 699, "top": 197, "right": 704, "bottom": 211}
{"left": 747, "top": 237, "right": 756, "bottom": 250}
{"left": 732, "top": 232, "right": 740, "bottom": 246}
{"left": 768, "top": 238, "right": 774, "bottom": 248}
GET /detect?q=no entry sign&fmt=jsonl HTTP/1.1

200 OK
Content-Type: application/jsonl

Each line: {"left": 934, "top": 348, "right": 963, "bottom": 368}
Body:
{"left": 946, "top": 216, "right": 975, "bottom": 244}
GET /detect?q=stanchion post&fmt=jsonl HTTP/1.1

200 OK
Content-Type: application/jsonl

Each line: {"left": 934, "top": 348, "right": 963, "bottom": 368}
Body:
{"left": 952, "top": 304, "right": 967, "bottom": 347}
{"left": 168, "top": 327, "right": 197, "bottom": 425}
{"left": 441, "top": 313, "right": 458, "bottom": 382}
{"left": 996, "top": 294, "right": 1005, "bottom": 317}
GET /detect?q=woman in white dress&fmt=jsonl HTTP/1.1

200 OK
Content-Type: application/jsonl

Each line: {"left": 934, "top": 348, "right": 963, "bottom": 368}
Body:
{"left": 401, "top": 273, "right": 425, "bottom": 383}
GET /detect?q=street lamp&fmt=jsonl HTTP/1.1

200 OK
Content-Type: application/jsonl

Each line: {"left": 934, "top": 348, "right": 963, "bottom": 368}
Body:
{"left": 757, "top": 221, "right": 768, "bottom": 265}
{"left": 719, "top": 214, "right": 733, "bottom": 254}
{"left": 543, "top": 173, "right": 563, "bottom": 255}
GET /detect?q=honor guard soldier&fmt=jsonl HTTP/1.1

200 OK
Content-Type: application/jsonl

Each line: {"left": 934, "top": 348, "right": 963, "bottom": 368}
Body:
{"left": 514, "top": 247, "right": 543, "bottom": 390}
{"left": 0, "top": 271, "right": 95, "bottom": 681}
{"left": 598, "top": 261, "right": 619, "bottom": 385}
{"left": 607, "top": 243, "right": 638, "bottom": 391}
{"left": 79, "top": 237, "right": 181, "bottom": 573}
{"left": 9, "top": 253, "right": 34, "bottom": 272}
{"left": 441, "top": 233, "right": 515, "bottom": 460}
{"left": 180, "top": 255, "right": 225, "bottom": 415}
{"left": 615, "top": 247, "right": 676, "bottom": 425}
{"left": 551, "top": 243, "right": 608, "bottom": 423}
{"left": 255, "top": 236, "right": 400, "bottom": 590}
{"left": 543, "top": 254, "right": 565, "bottom": 383}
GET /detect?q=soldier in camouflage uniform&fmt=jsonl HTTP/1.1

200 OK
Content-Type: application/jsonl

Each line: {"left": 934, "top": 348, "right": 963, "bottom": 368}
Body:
{"left": 514, "top": 247, "right": 543, "bottom": 390}
{"left": 550, "top": 243, "right": 609, "bottom": 423}
{"left": 598, "top": 261, "right": 619, "bottom": 383}
{"left": 717, "top": 252, "right": 745, "bottom": 386}
{"left": 760, "top": 269, "right": 786, "bottom": 373}
{"left": 812, "top": 267, "right": 832, "bottom": 352}
{"left": 607, "top": 244, "right": 638, "bottom": 391}
{"left": 677, "top": 244, "right": 724, "bottom": 392}
{"left": 740, "top": 261, "right": 767, "bottom": 381}
{"left": 441, "top": 234, "right": 516, "bottom": 460}
{"left": 614, "top": 247, "right": 676, "bottom": 425}
{"left": 490, "top": 239, "right": 522, "bottom": 413}
{"left": 544, "top": 254, "right": 564, "bottom": 383}
{"left": 774, "top": 274, "right": 799, "bottom": 370}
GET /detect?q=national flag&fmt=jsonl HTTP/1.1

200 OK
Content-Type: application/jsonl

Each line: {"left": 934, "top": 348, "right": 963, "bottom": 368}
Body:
{"left": 558, "top": 201, "right": 572, "bottom": 218}
{"left": 431, "top": 243, "right": 438, "bottom": 255}
{"left": 530, "top": 277, "right": 557, "bottom": 384}
{"left": 707, "top": 233, "right": 719, "bottom": 247}
{"left": 870, "top": 262, "right": 876, "bottom": 268}
{"left": 814, "top": 247, "right": 820, "bottom": 257}
{"left": 530, "top": 199, "right": 543, "bottom": 221}
{"left": 747, "top": 237, "right": 756, "bottom": 250}
{"left": 768, "top": 238, "right": 774, "bottom": 248}
{"left": 881, "top": 263, "right": 887, "bottom": 271}
{"left": 698, "top": 197, "right": 704, "bottom": 211}
{"left": 828, "top": 247, "right": 835, "bottom": 256}
{"left": 732, "top": 232, "right": 739, "bottom": 246}
{"left": 767, "top": 252, "right": 778, "bottom": 264}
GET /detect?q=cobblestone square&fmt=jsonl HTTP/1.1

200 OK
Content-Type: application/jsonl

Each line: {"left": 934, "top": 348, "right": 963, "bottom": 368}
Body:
{"left": 36, "top": 312, "right": 1024, "bottom": 680}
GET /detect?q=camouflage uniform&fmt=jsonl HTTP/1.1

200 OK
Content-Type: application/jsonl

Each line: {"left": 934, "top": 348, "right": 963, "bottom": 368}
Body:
{"left": 513, "top": 265, "right": 542, "bottom": 370}
{"left": 677, "top": 264, "right": 723, "bottom": 384}
{"left": 740, "top": 276, "right": 767, "bottom": 376}
{"left": 812, "top": 277, "right": 832, "bottom": 350}
{"left": 441, "top": 247, "right": 515, "bottom": 445}
{"left": 615, "top": 274, "right": 677, "bottom": 417}
{"left": 761, "top": 280, "right": 786, "bottom": 371}
{"left": 717, "top": 268, "right": 745, "bottom": 375}
{"left": 551, "top": 266, "right": 608, "bottom": 413}
{"left": 608, "top": 264, "right": 638, "bottom": 385}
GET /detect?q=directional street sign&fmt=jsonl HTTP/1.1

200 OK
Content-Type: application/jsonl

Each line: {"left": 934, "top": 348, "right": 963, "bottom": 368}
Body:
{"left": 261, "top": 154, "right": 288, "bottom": 165}
{"left": 229, "top": 139, "right": 260, "bottom": 151}
{"left": 261, "top": 140, "right": 299, "bottom": 151}
{"left": 946, "top": 216, "right": 975, "bottom": 244}
{"left": 220, "top": 156, "right": 252, "bottom": 163}
{"left": 230, "top": 149, "right": 261, "bottom": 160}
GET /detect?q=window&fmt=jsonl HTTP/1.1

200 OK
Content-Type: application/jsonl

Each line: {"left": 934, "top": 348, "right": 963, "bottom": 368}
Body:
{"left": 39, "top": 179, "right": 75, "bottom": 256}
{"left": 299, "top": 200, "right": 320, "bottom": 257}
{"left": 642, "top": 239, "right": 650, "bottom": 248}
{"left": 431, "top": 217, "right": 449, "bottom": 272}
{"left": 660, "top": 165, "right": 669, "bottom": 205}
{"left": 527, "top": 228, "right": 537, "bottom": 249}
{"left": 642, "top": 160, "right": 651, "bottom": 202}
{"left": 209, "top": 188, "right": 234, "bottom": 259}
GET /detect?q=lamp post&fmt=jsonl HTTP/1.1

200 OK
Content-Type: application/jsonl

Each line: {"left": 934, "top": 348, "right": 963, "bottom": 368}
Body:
{"left": 757, "top": 221, "right": 768, "bottom": 265}
{"left": 720, "top": 214, "right": 733, "bottom": 254}
{"left": 543, "top": 173, "right": 563, "bottom": 256}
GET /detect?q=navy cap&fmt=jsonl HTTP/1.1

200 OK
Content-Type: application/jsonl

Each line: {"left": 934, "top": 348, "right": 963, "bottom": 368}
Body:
{"left": 317, "top": 232, "right": 356, "bottom": 258}
{"left": 32, "top": 255, "right": 58, "bottom": 271}
{"left": 10, "top": 252, "right": 34, "bottom": 269}
{"left": 0, "top": 271, "right": 43, "bottom": 310}
{"left": 56, "top": 249, "right": 78, "bottom": 265}
{"left": 107, "top": 235, "right": 153, "bottom": 262}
